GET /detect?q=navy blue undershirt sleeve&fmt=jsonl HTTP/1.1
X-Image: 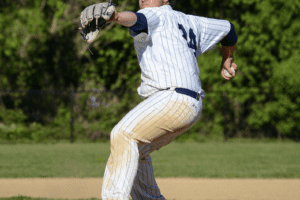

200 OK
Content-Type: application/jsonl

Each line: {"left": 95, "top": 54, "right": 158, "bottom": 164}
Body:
{"left": 129, "top": 12, "right": 148, "bottom": 35}
{"left": 221, "top": 22, "right": 238, "bottom": 46}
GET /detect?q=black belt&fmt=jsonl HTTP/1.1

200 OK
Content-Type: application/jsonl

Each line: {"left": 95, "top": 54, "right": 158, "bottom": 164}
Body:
{"left": 166, "top": 87, "right": 201, "bottom": 101}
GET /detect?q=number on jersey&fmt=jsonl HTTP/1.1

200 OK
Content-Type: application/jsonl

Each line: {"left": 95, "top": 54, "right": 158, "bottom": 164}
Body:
{"left": 178, "top": 23, "right": 197, "bottom": 57}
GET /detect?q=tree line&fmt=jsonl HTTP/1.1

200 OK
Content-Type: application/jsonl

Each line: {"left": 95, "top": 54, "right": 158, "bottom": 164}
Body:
{"left": 0, "top": 0, "right": 299, "bottom": 143}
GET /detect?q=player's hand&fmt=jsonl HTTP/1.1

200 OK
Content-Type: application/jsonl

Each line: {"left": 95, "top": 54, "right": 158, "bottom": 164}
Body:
{"left": 106, "top": 9, "right": 118, "bottom": 23}
{"left": 80, "top": 2, "right": 116, "bottom": 29}
{"left": 79, "top": 1, "right": 116, "bottom": 55}
{"left": 221, "top": 57, "right": 237, "bottom": 80}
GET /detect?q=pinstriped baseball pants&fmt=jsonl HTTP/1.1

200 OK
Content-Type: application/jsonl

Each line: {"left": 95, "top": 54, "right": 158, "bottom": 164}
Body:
{"left": 101, "top": 88, "right": 203, "bottom": 200}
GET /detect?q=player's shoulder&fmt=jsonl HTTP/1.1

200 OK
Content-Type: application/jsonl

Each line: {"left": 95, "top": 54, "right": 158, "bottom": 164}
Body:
{"left": 136, "top": 5, "right": 170, "bottom": 29}
{"left": 169, "top": 9, "right": 204, "bottom": 24}
{"left": 185, "top": 14, "right": 224, "bottom": 28}
{"left": 185, "top": 13, "right": 206, "bottom": 22}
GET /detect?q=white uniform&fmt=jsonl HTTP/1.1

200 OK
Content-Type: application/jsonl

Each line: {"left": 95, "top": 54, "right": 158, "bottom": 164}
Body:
{"left": 133, "top": 5, "right": 230, "bottom": 100}
{"left": 101, "top": 5, "right": 231, "bottom": 200}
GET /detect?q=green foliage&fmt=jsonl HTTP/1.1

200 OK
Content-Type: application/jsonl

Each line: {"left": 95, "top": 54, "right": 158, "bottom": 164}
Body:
{"left": 29, "top": 122, "right": 45, "bottom": 142}
{"left": 48, "top": 106, "right": 70, "bottom": 127}
{"left": 0, "top": 106, "right": 28, "bottom": 125}
{"left": 0, "top": 0, "right": 299, "bottom": 143}
{"left": 0, "top": 123, "right": 30, "bottom": 141}
{"left": 248, "top": 52, "right": 300, "bottom": 137}
{"left": 0, "top": 0, "right": 142, "bottom": 143}
{"left": 186, "top": 0, "right": 300, "bottom": 139}
{"left": 272, "top": 51, "right": 300, "bottom": 97}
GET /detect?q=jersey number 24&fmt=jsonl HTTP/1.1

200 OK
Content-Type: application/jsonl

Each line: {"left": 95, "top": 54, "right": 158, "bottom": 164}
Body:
{"left": 178, "top": 23, "right": 197, "bottom": 57}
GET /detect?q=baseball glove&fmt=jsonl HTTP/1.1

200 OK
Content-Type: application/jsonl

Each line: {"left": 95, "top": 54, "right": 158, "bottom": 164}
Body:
{"left": 79, "top": 1, "right": 116, "bottom": 54}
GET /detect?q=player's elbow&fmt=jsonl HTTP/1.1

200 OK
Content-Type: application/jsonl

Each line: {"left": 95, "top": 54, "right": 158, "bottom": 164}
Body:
{"left": 220, "top": 22, "right": 238, "bottom": 46}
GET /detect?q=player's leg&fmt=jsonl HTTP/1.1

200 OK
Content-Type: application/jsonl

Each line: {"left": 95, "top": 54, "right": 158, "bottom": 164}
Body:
{"left": 101, "top": 138, "right": 139, "bottom": 200}
{"left": 101, "top": 92, "right": 168, "bottom": 200}
{"left": 129, "top": 89, "right": 203, "bottom": 153}
{"left": 101, "top": 89, "right": 202, "bottom": 200}
{"left": 129, "top": 90, "right": 203, "bottom": 200}
{"left": 130, "top": 145, "right": 165, "bottom": 200}
{"left": 101, "top": 139, "right": 163, "bottom": 200}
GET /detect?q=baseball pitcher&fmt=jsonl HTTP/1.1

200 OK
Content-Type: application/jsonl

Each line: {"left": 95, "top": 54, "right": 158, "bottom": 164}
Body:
{"left": 79, "top": 0, "right": 238, "bottom": 199}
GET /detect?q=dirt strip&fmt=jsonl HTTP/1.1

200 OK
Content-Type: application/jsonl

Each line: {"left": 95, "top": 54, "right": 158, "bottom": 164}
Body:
{"left": 0, "top": 178, "right": 299, "bottom": 200}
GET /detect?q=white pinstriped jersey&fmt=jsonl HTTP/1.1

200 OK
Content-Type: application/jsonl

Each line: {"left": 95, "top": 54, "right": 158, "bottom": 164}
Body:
{"left": 129, "top": 5, "right": 231, "bottom": 99}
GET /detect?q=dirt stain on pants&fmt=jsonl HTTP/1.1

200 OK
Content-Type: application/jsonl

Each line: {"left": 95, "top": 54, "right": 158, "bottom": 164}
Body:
{"left": 101, "top": 89, "right": 203, "bottom": 200}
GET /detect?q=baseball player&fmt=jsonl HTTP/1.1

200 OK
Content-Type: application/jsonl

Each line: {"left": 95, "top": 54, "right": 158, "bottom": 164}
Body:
{"left": 79, "top": 0, "right": 238, "bottom": 199}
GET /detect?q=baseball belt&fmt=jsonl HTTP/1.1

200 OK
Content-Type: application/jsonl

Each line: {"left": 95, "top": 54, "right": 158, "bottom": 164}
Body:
{"left": 166, "top": 87, "right": 201, "bottom": 101}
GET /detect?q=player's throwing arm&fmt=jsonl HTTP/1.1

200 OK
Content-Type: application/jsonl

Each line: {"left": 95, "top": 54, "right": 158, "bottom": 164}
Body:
{"left": 220, "top": 23, "right": 238, "bottom": 80}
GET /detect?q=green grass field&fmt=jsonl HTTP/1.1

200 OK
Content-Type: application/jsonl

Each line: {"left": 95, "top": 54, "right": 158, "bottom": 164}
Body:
{"left": 0, "top": 139, "right": 299, "bottom": 179}
{"left": 1, "top": 140, "right": 299, "bottom": 200}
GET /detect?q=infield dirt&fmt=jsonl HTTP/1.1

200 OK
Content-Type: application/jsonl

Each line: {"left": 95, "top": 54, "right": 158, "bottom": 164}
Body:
{"left": 1, "top": 178, "right": 299, "bottom": 200}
